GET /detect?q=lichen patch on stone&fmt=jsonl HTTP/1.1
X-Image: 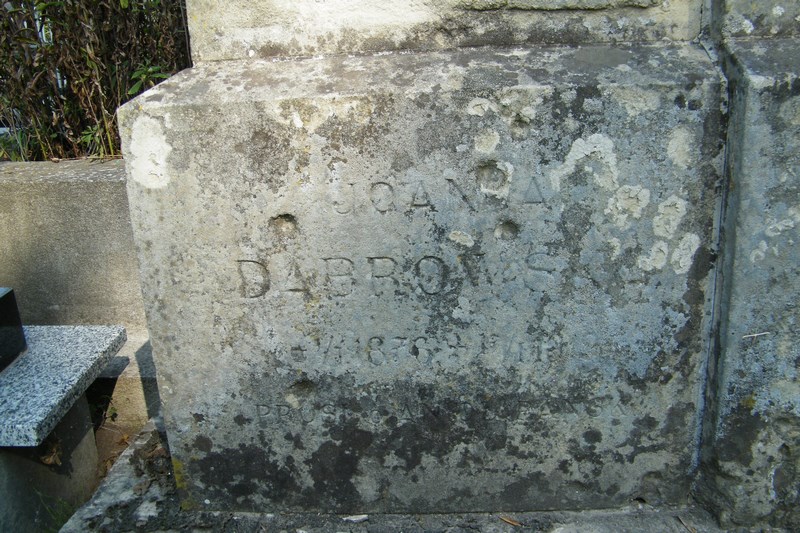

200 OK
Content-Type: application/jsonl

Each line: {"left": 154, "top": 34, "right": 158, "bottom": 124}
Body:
{"left": 129, "top": 116, "right": 172, "bottom": 189}
{"left": 653, "top": 195, "right": 688, "bottom": 239}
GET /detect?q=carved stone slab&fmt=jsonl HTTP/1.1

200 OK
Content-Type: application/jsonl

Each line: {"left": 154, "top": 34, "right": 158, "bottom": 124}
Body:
{"left": 120, "top": 44, "right": 721, "bottom": 512}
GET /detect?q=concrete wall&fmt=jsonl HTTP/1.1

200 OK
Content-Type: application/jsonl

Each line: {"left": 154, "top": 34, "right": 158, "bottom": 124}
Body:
{"left": 0, "top": 160, "right": 145, "bottom": 329}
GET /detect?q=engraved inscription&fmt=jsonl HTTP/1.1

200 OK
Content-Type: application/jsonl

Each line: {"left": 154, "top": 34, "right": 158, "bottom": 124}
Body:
{"left": 415, "top": 256, "right": 448, "bottom": 295}
{"left": 237, "top": 259, "right": 269, "bottom": 298}
{"left": 272, "top": 333, "right": 563, "bottom": 368}
{"left": 367, "top": 257, "right": 399, "bottom": 295}
{"left": 323, "top": 257, "right": 355, "bottom": 296}
{"left": 254, "top": 392, "right": 634, "bottom": 430}
{"left": 326, "top": 173, "right": 548, "bottom": 215}
{"left": 330, "top": 182, "right": 355, "bottom": 214}
{"left": 446, "top": 177, "right": 477, "bottom": 212}
{"left": 235, "top": 249, "right": 558, "bottom": 298}
{"left": 522, "top": 175, "right": 545, "bottom": 203}
{"left": 369, "top": 182, "right": 394, "bottom": 213}
{"left": 410, "top": 182, "right": 433, "bottom": 208}
{"left": 235, "top": 253, "right": 492, "bottom": 298}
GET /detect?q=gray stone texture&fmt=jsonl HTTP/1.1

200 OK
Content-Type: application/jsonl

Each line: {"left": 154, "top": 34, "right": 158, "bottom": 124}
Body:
{"left": 0, "top": 325, "right": 126, "bottom": 446}
{"left": 63, "top": 418, "right": 727, "bottom": 533}
{"left": 696, "top": 38, "right": 800, "bottom": 530}
{"left": 0, "top": 159, "right": 146, "bottom": 329}
{"left": 185, "top": 0, "right": 702, "bottom": 61}
{"left": 120, "top": 43, "right": 722, "bottom": 513}
{"left": 716, "top": 0, "right": 800, "bottom": 39}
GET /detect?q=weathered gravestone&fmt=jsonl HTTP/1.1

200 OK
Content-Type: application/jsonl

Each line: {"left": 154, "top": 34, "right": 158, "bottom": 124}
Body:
{"left": 121, "top": 0, "right": 722, "bottom": 514}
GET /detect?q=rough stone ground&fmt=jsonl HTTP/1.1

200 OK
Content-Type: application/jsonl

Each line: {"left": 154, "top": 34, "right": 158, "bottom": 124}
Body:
{"left": 62, "top": 420, "right": 752, "bottom": 533}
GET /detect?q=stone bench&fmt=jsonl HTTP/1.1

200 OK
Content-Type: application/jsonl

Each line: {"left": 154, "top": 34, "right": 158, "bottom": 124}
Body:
{"left": 0, "top": 325, "right": 126, "bottom": 532}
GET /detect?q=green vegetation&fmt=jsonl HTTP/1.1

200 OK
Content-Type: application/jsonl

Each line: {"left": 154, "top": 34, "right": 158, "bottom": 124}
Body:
{"left": 0, "top": 1, "right": 190, "bottom": 161}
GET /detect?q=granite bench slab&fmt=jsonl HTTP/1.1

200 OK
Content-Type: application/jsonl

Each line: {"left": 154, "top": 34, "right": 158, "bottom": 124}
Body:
{"left": 0, "top": 325, "right": 126, "bottom": 447}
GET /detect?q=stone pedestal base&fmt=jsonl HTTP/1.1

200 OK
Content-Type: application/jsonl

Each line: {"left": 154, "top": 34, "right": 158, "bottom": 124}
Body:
{"left": 0, "top": 396, "right": 99, "bottom": 532}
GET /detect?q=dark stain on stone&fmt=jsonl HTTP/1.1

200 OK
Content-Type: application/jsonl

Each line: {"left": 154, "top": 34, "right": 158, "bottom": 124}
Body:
{"left": 314, "top": 93, "right": 395, "bottom": 158}
{"left": 771, "top": 77, "right": 800, "bottom": 101}
{"left": 192, "top": 413, "right": 205, "bottom": 423}
{"left": 233, "top": 414, "right": 251, "bottom": 426}
{"left": 192, "top": 444, "right": 300, "bottom": 509}
{"left": 661, "top": 403, "right": 694, "bottom": 441}
{"left": 500, "top": 471, "right": 555, "bottom": 507}
{"left": 193, "top": 435, "right": 212, "bottom": 453}
{"left": 583, "top": 429, "right": 603, "bottom": 444}
{"left": 716, "top": 402, "right": 765, "bottom": 464}
{"left": 234, "top": 120, "right": 293, "bottom": 192}
{"left": 567, "top": 438, "right": 603, "bottom": 479}
{"left": 674, "top": 243, "right": 713, "bottom": 349}
{"left": 620, "top": 415, "right": 662, "bottom": 463}
{"left": 290, "top": 377, "right": 315, "bottom": 394}
{"left": 305, "top": 417, "right": 374, "bottom": 510}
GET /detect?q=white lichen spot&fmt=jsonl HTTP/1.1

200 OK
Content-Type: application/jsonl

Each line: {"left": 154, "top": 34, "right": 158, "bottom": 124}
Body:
{"left": 671, "top": 233, "right": 701, "bottom": 274}
{"left": 129, "top": 115, "right": 171, "bottom": 189}
{"left": 607, "top": 87, "right": 661, "bottom": 116}
{"left": 448, "top": 230, "right": 475, "bottom": 248}
{"left": 765, "top": 217, "right": 796, "bottom": 237}
{"left": 605, "top": 185, "right": 651, "bottom": 227}
{"left": 474, "top": 129, "right": 500, "bottom": 154}
{"left": 653, "top": 196, "right": 688, "bottom": 239}
{"left": 291, "top": 110, "right": 304, "bottom": 129}
{"left": 773, "top": 6, "right": 785, "bottom": 17}
{"left": 750, "top": 240, "right": 768, "bottom": 263}
{"left": 564, "top": 117, "right": 580, "bottom": 133}
{"left": 742, "top": 18, "right": 755, "bottom": 34}
{"left": 790, "top": 205, "right": 800, "bottom": 223}
{"left": 248, "top": 49, "right": 256, "bottom": 58}
{"left": 667, "top": 127, "right": 693, "bottom": 169}
{"left": 442, "top": 69, "right": 464, "bottom": 91}
{"left": 466, "top": 98, "right": 497, "bottom": 117}
{"left": 549, "top": 133, "right": 619, "bottom": 192}
{"left": 284, "top": 393, "right": 300, "bottom": 409}
{"left": 608, "top": 237, "right": 622, "bottom": 259}
{"left": 480, "top": 161, "right": 514, "bottom": 200}
{"left": 560, "top": 89, "right": 577, "bottom": 104}
{"left": 638, "top": 241, "right": 669, "bottom": 272}
{"left": 779, "top": 97, "right": 800, "bottom": 126}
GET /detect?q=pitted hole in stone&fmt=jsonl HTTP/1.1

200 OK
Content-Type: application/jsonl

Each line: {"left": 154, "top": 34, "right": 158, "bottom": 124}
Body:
{"left": 269, "top": 214, "right": 298, "bottom": 240}
{"left": 495, "top": 220, "right": 520, "bottom": 240}
{"left": 476, "top": 161, "right": 507, "bottom": 190}
{"left": 289, "top": 378, "right": 315, "bottom": 395}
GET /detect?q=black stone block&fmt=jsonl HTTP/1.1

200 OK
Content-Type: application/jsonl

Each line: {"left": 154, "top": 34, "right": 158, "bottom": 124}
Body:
{"left": 0, "top": 288, "right": 26, "bottom": 371}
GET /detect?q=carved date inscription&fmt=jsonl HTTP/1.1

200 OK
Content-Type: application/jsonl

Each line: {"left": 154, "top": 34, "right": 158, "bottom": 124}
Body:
{"left": 273, "top": 331, "right": 563, "bottom": 369}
